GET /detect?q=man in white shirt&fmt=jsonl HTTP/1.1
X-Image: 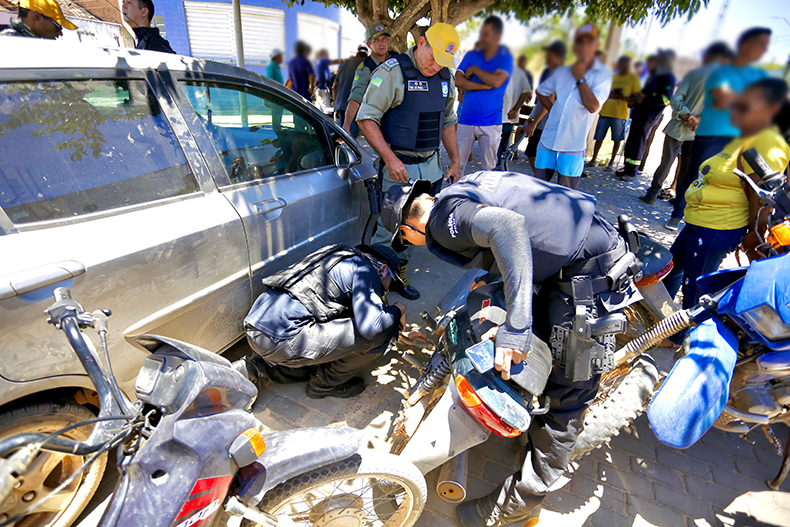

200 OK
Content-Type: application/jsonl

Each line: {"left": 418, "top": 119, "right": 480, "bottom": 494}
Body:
{"left": 496, "top": 59, "right": 532, "bottom": 169}
{"left": 533, "top": 24, "right": 612, "bottom": 189}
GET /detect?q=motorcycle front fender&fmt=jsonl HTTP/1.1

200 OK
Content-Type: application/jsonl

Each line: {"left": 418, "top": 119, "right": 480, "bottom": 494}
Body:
{"left": 237, "top": 426, "right": 364, "bottom": 506}
{"left": 647, "top": 317, "right": 738, "bottom": 448}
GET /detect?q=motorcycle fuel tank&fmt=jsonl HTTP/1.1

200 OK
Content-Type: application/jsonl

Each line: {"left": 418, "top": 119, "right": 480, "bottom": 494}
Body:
{"left": 647, "top": 317, "right": 738, "bottom": 449}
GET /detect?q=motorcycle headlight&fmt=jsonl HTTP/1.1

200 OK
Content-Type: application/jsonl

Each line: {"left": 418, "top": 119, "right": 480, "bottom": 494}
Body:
{"left": 742, "top": 305, "right": 790, "bottom": 342}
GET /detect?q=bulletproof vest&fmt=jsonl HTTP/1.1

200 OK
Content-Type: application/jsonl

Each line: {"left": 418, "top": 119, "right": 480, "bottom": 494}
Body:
{"left": 428, "top": 171, "right": 598, "bottom": 283}
{"left": 261, "top": 244, "right": 378, "bottom": 322}
{"left": 362, "top": 51, "right": 395, "bottom": 76}
{"left": 380, "top": 53, "right": 451, "bottom": 152}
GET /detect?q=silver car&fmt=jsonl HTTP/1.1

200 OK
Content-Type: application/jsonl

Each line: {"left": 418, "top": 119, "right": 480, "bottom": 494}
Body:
{"left": 0, "top": 39, "right": 375, "bottom": 527}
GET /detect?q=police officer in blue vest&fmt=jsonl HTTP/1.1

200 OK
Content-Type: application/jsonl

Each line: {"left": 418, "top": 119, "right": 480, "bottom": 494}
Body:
{"left": 380, "top": 171, "right": 643, "bottom": 526}
{"left": 357, "top": 22, "right": 462, "bottom": 302}
{"left": 236, "top": 244, "right": 427, "bottom": 400}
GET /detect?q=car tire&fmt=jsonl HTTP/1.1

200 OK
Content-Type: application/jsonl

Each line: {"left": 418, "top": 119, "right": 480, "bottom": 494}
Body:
{"left": 0, "top": 400, "right": 107, "bottom": 527}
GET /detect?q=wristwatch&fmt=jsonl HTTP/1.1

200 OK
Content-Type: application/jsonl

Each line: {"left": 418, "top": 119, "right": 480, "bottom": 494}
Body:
{"left": 576, "top": 78, "right": 587, "bottom": 86}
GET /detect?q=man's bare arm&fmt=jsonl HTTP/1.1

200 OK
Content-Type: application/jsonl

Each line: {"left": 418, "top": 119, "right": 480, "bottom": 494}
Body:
{"left": 711, "top": 86, "right": 734, "bottom": 109}
{"left": 358, "top": 119, "right": 408, "bottom": 182}
{"left": 536, "top": 92, "right": 555, "bottom": 111}
{"left": 441, "top": 125, "right": 461, "bottom": 183}
{"left": 470, "top": 66, "right": 509, "bottom": 89}
{"left": 343, "top": 100, "right": 361, "bottom": 132}
{"left": 455, "top": 71, "right": 491, "bottom": 91}
{"left": 578, "top": 82, "right": 600, "bottom": 113}
{"left": 508, "top": 92, "right": 531, "bottom": 120}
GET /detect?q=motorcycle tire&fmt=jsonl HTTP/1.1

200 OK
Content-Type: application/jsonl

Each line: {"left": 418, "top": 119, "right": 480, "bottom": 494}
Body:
{"left": 0, "top": 400, "right": 108, "bottom": 527}
{"left": 571, "top": 354, "right": 661, "bottom": 459}
{"left": 246, "top": 451, "right": 427, "bottom": 527}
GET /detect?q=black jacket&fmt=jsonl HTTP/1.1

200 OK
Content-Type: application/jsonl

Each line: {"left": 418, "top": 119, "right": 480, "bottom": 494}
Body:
{"left": 133, "top": 27, "right": 175, "bottom": 54}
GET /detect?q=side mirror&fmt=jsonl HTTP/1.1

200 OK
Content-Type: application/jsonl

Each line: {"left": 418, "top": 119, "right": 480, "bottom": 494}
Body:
{"left": 335, "top": 143, "right": 360, "bottom": 178}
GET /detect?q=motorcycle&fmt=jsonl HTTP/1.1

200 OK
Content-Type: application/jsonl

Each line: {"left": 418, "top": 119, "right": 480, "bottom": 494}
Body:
{"left": 0, "top": 288, "right": 427, "bottom": 527}
{"left": 647, "top": 149, "right": 790, "bottom": 490}
{"left": 387, "top": 217, "right": 676, "bottom": 502}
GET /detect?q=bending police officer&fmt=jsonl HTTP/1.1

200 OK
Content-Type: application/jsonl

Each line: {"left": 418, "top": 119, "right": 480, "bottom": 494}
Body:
{"left": 238, "top": 244, "right": 422, "bottom": 399}
{"left": 380, "top": 171, "right": 641, "bottom": 526}
{"left": 357, "top": 22, "right": 462, "bottom": 301}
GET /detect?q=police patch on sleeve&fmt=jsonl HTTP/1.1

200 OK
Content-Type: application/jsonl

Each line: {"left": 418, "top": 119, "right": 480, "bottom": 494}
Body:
{"left": 384, "top": 58, "right": 399, "bottom": 67}
{"left": 408, "top": 80, "right": 429, "bottom": 91}
{"left": 441, "top": 81, "right": 449, "bottom": 98}
{"left": 370, "top": 76, "right": 383, "bottom": 87}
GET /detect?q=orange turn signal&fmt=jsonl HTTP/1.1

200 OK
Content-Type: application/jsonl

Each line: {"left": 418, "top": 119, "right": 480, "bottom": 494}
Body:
{"left": 243, "top": 428, "right": 266, "bottom": 457}
{"left": 455, "top": 375, "right": 482, "bottom": 408}
{"left": 768, "top": 221, "right": 790, "bottom": 249}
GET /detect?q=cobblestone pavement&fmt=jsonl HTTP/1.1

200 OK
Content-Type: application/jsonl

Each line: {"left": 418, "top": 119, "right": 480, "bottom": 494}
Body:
{"left": 76, "top": 130, "right": 790, "bottom": 527}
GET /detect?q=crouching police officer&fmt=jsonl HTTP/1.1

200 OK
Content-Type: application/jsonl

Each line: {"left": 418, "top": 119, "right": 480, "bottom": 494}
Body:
{"left": 237, "top": 244, "right": 416, "bottom": 399}
{"left": 357, "top": 22, "right": 462, "bottom": 301}
{"left": 380, "top": 171, "right": 642, "bottom": 526}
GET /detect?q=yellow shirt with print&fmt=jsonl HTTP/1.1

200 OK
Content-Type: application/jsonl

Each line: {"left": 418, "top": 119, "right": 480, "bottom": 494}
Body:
{"left": 600, "top": 73, "right": 641, "bottom": 120}
{"left": 684, "top": 127, "right": 790, "bottom": 230}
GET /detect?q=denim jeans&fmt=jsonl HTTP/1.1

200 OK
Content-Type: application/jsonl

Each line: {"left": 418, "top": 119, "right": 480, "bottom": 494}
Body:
{"left": 497, "top": 122, "right": 515, "bottom": 166}
{"left": 664, "top": 223, "right": 746, "bottom": 309}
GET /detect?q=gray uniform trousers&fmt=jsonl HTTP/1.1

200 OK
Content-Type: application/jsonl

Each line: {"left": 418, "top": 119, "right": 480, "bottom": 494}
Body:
{"left": 246, "top": 318, "right": 393, "bottom": 389}
{"left": 372, "top": 152, "right": 444, "bottom": 262}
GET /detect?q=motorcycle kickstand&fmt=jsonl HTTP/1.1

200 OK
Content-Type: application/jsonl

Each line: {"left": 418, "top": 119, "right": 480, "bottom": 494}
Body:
{"left": 768, "top": 430, "right": 790, "bottom": 490}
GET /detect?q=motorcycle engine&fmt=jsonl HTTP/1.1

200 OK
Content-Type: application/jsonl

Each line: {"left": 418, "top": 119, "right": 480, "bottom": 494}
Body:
{"left": 730, "top": 362, "right": 789, "bottom": 417}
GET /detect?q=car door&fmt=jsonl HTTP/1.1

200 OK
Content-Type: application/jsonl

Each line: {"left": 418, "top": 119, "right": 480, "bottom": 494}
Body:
{"left": 169, "top": 74, "right": 367, "bottom": 297}
{"left": 0, "top": 71, "right": 251, "bottom": 395}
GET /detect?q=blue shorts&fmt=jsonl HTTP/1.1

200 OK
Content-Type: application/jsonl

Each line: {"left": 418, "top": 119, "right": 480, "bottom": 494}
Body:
{"left": 535, "top": 148, "right": 585, "bottom": 178}
{"left": 594, "top": 116, "right": 627, "bottom": 142}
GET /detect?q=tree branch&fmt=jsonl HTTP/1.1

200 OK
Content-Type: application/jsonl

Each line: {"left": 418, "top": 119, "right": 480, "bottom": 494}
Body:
{"left": 355, "top": 0, "right": 371, "bottom": 24}
{"left": 370, "top": 0, "right": 389, "bottom": 21}
{"left": 389, "top": 0, "right": 430, "bottom": 35}
{"left": 429, "top": 0, "right": 448, "bottom": 22}
{"left": 446, "top": 0, "right": 497, "bottom": 26}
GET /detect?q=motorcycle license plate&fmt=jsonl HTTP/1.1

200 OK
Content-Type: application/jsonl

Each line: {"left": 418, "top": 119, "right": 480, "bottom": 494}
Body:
{"left": 465, "top": 340, "right": 495, "bottom": 373}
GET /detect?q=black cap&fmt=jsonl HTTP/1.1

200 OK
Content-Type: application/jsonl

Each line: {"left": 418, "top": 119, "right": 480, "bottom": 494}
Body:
{"left": 380, "top": 181, "right": 433, "bottom": 252}
{"left": 357, "top": 244, "right": 406, "bottom": 294}
{"left": 544, "top": 40, "right": 567, "bottom": 60}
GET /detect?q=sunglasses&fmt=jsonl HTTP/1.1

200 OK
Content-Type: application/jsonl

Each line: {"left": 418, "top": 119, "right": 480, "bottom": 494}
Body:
{"left": 42, "top": 14, "right": 63, "bottom": 31}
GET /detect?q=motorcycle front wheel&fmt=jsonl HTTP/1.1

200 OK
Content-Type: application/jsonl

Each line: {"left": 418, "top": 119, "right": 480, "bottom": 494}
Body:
{"left": 246, "top": 452, "right": 427, "bottom": 527}
{"left": 571, "top": 354, "right": 661, "bottom": 459}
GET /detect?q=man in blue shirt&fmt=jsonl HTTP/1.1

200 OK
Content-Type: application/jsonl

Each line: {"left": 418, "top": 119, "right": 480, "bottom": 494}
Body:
{"left": 455, "top": 16, "right": 512, "bottom": 175}
{"left": 265, "top": 48, "right": 284, "bottom": 84}
{"left": 288, "top": 40, "right": 315, "bottom": 100}
{"left": 665, "top": 26, "right": 771, "bottom": 231}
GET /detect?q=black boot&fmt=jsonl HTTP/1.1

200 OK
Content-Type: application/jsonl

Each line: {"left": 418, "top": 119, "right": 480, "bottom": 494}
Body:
{"left": 398, "top": 260, "right": 420, "bottom": 300}
{"left": 232, "top": 355, "right": 271, "bottom": 392}
{"left": 305, "top": 377, "right": 367, "bottom": 399}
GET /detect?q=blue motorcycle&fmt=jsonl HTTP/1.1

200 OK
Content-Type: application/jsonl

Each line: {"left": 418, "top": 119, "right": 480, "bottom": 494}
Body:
{"left": 647, "top": 148, "right": 790, "bottom": 490}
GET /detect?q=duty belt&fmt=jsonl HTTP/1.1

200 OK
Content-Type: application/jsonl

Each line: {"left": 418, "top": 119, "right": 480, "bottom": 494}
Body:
{"left": 550, "top": 240, "right": 640, "bottom": 383}
{"left": 394, "top": 150, "right": 437, "bottom": 165}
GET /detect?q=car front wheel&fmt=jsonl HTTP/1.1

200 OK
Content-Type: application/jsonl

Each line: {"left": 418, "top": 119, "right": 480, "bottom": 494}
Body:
{"left": 0, "top": 400, "right": 107, "bottom": 527}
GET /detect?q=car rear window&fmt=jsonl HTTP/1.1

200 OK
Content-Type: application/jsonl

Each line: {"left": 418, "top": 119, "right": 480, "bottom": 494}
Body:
{"left": 0, "top": 79, "right": 198, "bottom": 225}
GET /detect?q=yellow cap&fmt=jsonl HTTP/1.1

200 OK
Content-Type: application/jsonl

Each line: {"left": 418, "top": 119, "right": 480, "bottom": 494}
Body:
{"left": 574, "top": 23, "right": 599, "bottom": 41}
{"left": 20, "top": 0, "right": 77, "bottom": 30}
{"left": 425, "top": 23, "right": 460, "bottom": 69}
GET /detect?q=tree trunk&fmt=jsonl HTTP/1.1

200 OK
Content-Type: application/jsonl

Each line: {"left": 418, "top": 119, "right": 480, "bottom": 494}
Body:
{"left": 354, "top": 0, "right": 496, "bottom": 54}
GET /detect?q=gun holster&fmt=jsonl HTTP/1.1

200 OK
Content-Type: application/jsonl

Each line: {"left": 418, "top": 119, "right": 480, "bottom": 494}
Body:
{"left": 550, "top": 275, "right": 626, "bottom": 383}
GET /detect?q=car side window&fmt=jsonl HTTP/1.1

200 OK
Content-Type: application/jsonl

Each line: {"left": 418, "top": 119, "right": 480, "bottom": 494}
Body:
{"left": 179, "top": 81, "right": 333, "bottom": 185}
{"left": 0, "top": 79, "right": 198, "bottom": 226}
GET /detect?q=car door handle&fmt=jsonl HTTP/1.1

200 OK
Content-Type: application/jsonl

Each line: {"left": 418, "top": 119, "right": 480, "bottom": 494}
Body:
{"left": 0, "top": 260, "right": 87, "bottom": 300}
{"left": 253, "top": 198, "right": 287, "bottom": 219}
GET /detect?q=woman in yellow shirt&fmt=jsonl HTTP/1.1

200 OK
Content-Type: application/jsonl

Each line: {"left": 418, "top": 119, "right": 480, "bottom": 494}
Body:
{"left": 664, "top": 78, "right": 790, "bottom": 309}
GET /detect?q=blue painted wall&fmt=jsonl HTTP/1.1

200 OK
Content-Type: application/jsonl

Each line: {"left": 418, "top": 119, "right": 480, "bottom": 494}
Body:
{"left": 156, "top": 0, "right": 342, "bottom": 76}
